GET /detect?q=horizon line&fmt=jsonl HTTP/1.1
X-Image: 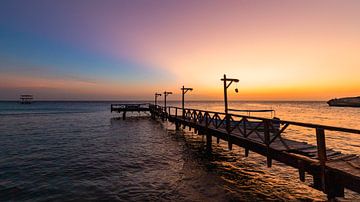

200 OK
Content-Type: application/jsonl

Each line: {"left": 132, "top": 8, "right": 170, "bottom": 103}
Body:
{"left": 0, "top": 99, "right": 328, "bottom": 102}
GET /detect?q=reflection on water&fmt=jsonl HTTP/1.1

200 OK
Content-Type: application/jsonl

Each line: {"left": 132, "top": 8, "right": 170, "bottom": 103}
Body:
{"left": 0, "top": 101, "right": 359, "bottom": 201}
{"left": 169, "top": 129, "right": 326, "bottom": 201}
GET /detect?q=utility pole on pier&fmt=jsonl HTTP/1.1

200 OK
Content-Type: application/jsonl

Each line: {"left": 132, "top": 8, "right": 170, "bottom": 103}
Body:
{"left": 221, "top": 74, "right": 239, "bottom": 116}
{"left": 181, "top": 86, "right": 193, "bottom": 119}
{"left": 164, "top": 91, "right": 172, "bottom": 116}
{"left": 221, "top": 74, "right": 239, "bottom": 150}
{"left": 154, "top": 93, "right": 162, "bottom": 106}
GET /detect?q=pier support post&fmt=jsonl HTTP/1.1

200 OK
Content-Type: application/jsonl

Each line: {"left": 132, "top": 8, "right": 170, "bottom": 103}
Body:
{"left": 151, "top": 112, "right": 155, "bottom": 120}
{"left": 298, "top": 160, "right": 305, "bottom": 182}
{"left": 206, "top": 133, "right": 212, "bottom": 152}
{"left": 217, "top": 137, "right": 220, "bottom": 144}
{"left": 175, "top": 122, "right": 180, "bottom": 131}
{"left": 264, "top": 120, "right": 272, "bottom": 167}
{"left": 266, "top": 156, "right": 272, "bottom": 167}
{"left": 228, "top": 136, "right": 233, "bottom": 150}
{"left": 122, "top": 112, "right": 126, "bottom": 120}
{"left": 316, "top": 128, "right": 327, "bottom": 191}
{"left": 313, "top": 174, "right": 322, "bottom": 190}
{"left": 245, "top": 148, "right": 249, "bottom": 157}
{"left": 326, "top": 171, "right": 345, "bottom": 199}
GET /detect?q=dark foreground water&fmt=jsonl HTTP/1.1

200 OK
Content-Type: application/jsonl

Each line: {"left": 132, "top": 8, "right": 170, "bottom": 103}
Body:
{"left": 1, "top": 101, "right": 359, "bottom": 201}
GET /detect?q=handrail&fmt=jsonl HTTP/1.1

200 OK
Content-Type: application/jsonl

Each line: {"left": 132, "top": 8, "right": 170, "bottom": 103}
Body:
{"left": 229, "top": 108, "right": 275, "bottom": 112}
{"left": 112, "top": 103, "right": 151, "bottom": 106}
{"left": 164, "top": 105, "right": 360, "bottom": 134}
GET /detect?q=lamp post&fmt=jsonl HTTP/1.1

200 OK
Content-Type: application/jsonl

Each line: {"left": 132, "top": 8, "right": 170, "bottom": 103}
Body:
{"left": 181, "top": 85, "right": 193, "bottom": 118}
{"left": 221, "top": 74, "right": 239, "bottom": 150}
{"left": 154, "top": 93, "right": 162, "bottom": 106}
{"left": 221, "top": 74, "right": 239, "bottom": 117}
{"left": 164, "top": 91, "right": 172, "bottom": 115}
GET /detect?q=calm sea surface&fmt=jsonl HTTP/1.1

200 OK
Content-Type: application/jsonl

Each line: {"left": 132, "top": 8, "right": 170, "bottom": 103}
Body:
{"left": 1, "top": 101, "right": 359, "bottom": 201}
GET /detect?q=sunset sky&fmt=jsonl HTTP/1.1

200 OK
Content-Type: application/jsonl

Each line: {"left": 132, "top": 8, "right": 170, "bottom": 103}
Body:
{"left": 0, "top": 0, "right": 359, "bottom": 100}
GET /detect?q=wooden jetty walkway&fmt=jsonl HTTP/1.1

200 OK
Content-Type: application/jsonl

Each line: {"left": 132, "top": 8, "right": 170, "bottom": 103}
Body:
{"left": 111, "top": 103, "right": 360, "bottom": 199}
{"left": 110, "top": 103, "right": 150, "bottom": 120}
{"left": 19, "top": 94, "right": 33, "bottom": 104}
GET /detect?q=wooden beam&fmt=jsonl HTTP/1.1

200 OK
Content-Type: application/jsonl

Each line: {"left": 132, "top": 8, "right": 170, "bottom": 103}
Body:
{"left": 316, "top": 128, "right": 327, "bottom": 191}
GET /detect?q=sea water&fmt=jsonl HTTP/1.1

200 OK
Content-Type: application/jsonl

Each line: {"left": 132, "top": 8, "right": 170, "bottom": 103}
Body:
{"left": 1, "top": 101, "right": 359, "bottom": 201}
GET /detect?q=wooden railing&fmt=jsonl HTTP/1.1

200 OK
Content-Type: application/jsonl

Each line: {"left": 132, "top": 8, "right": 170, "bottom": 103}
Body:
{"left": 111, "top": 103, "right": 150, "bottom": 111}
{"left": 148, "top": 104, "right": 360, "bottom": 195}
{"left": 150, "top": 105, "right": 360, "bottom": 168}
{"left": 166, "top": 106, "right": 288, "bottom": 150}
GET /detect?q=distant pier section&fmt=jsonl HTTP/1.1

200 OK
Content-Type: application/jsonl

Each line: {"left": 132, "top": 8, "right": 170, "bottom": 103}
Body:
{"left": 20, "top": 95, "right": 33, "bottom": 104}
{"left": 110, "top": 103, "right": 150, "bottom": 119}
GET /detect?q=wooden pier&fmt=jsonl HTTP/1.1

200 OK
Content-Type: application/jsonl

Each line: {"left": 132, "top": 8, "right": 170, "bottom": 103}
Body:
{"left": 111, "top": 74, "right": 359, "bottom": 199}
{"left": 144, "top": 104, "right": 360, "bottom": 199}
{"left": 110, "top": 102, "right": 360, "bottom": 199}
{"left": 110, "top": 103, "right": 150, "bottom": 120}
{"left": 20, "top": 94, "right": 33, "bottom": 104}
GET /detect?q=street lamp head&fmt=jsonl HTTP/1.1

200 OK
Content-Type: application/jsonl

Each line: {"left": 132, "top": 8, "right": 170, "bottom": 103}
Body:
{"left": 181, "top": 86, "right": 193, "bottom": 95}
{"left": 221, "top": 78, "right": 239, "bottom": 82}
{"left": 235, "top": 88, "right": 239, "bottom": 93}
{"left": 181, "top": 87, "right": 193, "bottom": 91}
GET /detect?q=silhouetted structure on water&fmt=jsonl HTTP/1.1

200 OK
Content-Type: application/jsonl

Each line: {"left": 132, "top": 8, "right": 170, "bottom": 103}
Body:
{"left": 20, "top": 95, "right": 33, "bottom": 104}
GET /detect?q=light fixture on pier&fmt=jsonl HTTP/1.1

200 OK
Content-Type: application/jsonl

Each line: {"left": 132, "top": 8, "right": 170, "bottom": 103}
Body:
{"left": 181, "top": 86, "right": 193, "bottom": 118}
{"left": 221, "top": 74, "right": 239, "bottom": 150}
{"left": 221, "top": 74, "right": 239, "bottom": 115}
{"left": 154, "top": 93, "right": 162, "bottom": 106}
{"left": 163, "top": 91, "right": 173, "bottom": 110}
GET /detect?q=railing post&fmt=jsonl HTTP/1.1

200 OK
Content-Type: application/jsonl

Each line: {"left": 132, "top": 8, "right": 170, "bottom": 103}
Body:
{"left": 227, "top": 114, "right": 232, "bottom": 150}
{"left": 243, "top": 118, "right": 247, "bottom": 137}
{"left": 206, "top": 133, "right": 212, "bottom": 152}
{"left": 264, "top": 120, "right": 272, "bottom": 167}
{"left": 244, "top": 118, "right": 249, "bottom": 156}
{"left": 205, "top": 112, "right": 209, "bottom": 128}
{"left": 161, "top": 107, "right": 165, "bottom": 121}
{"left": 316, "top": 128, "right": 327, "bottom": 191}
{"left": 226, "top": 114, "right": 230, "bottom": 133}
{"left": 193, "top": 110, "right": 197, "bottom": 123}
{"left": 122, "top": 111, "right": 126, "bottom": 120}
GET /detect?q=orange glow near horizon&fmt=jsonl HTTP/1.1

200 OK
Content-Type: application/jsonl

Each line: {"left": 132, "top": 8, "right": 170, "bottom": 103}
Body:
{"left": 1, "top": 1, "right": 359, "bottom": 100}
